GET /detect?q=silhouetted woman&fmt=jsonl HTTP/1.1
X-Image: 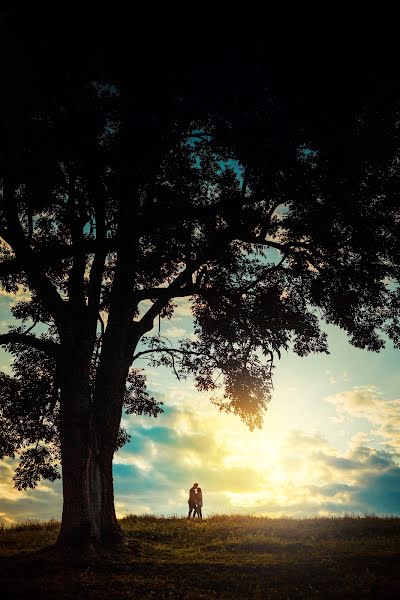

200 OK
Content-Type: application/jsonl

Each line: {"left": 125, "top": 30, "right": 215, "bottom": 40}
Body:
{"left": 195, "top": 487, "right": 203, "bottom": 519}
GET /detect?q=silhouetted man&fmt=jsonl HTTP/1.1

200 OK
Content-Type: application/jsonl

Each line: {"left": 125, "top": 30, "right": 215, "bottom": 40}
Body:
{"left": 188, "top": 482, "right": 198, "bottom": 518}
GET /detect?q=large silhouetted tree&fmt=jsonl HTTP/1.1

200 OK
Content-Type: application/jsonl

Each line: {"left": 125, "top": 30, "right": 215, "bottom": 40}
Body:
{"left": 0, "top": 10, "right": 400, "bottom": 550}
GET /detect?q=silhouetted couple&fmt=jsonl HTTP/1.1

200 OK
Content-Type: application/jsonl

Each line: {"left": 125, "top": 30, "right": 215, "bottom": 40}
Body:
{"left": 188, "top": 482, "right": 203, "bottom": 519}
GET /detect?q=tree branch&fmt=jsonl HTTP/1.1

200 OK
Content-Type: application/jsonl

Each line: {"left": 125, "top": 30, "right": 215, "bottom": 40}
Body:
{"left": 23, "top": 320, "right": 39, "bottom": 335}
{"left": 0, "top": 194, "right": 269, "bottom": 278}
{"left": 0, "top": 332, "right": 59, "bottom": 356}
{"left": 170, "top": 352, "right": 180, "bottom": 380}
{"left": 1, "top": 183, "right": 67, "bottom": 328}
{"left": 135, "top": 202, "right": 283, "bottom": 335}
{"left": 87, "top": 183, "right": 108, "bottom": 333}
{"left": 132, "top": 347, "right": 204, "bottom": 361}
{"left": 94, "top": 312, "right": 105, "bottom": 367}
{"left": 182, "top": 132, "right": 213, "bottom": 139}
{"left": 236, "top": 232, "right": 317, "bottom": 255}
{"left": 134, "top": 284, "right": 200, "bottom": 302}
{"left": 241, "top": 166, "right": 249, "bottom": 198}
{"left": 0, "top": 238, "right": 114, "bottom": 277}
{"left": 136, "top": 268, "right": 196, "bottom": 335}
{"left": 66, "top": 168, "right": 87, "bottom": 312}
{"left": 242, "top": 254, "right": 288, "bottom": 294}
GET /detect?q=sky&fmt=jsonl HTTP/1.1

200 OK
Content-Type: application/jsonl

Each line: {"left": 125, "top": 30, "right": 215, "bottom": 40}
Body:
{"left": 1, "top": 290, "right": 400, "bottom": 525}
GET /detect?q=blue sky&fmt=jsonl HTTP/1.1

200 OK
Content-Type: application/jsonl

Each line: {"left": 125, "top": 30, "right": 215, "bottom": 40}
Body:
{"left": 0, "top": 290, "right": 400, "bottom": 524}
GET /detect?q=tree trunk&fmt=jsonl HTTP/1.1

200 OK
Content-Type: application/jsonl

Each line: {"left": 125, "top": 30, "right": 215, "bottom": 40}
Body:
{"left": 57, "top": 433, "right": 124, "bottom": 550}
{"left": 56, "top": 237, "right": 141, "bottom": 551}
{"left": 56, "top": 354, "right": 125, "bottom": 551}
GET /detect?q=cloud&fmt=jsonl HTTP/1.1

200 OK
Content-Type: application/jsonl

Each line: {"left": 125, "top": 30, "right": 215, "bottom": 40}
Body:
{"left": 115, "top": 396, "right": 400, "bottom": 518}
{"left": 163, "top": 325, "right": 188, "bottom": 338}
{"left": 0, "top": 285, "right": 31, "bottom": 305}
{"left": 0, "top": 458, "right": 62, "bottom": 524}
{"left": 173, "top": 298, "right": 193, "bottom": 318}
{"left": 325, "top": 368, "right": 350, "bottom": 385}
{"left": 326, "top": 386, "right": 400, "bottom": 451}
{"left": 325, "top": 369, "right": 337, "bottom": 385}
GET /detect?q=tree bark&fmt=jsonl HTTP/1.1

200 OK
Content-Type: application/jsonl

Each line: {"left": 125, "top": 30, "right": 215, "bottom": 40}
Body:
{"left": 56, "top": 351, "right": 125, "bottom": 551}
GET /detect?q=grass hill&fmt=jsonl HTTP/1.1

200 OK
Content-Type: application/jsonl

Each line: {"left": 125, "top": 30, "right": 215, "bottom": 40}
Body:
{"left": 1, "top": 515, "right": 400, "bottom": 599}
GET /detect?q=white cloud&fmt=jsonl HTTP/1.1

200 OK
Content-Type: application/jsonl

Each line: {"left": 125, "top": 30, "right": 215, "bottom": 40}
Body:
{"left": 173, "top": 298, "right": 193, "bottom": 317}
{"left": 325, "top": 369, "right": 336, "bottom": 385}
{"left": 163, "top": 325, "right": 188, "bottom": 338}
{"left": 326, "top": 386, "right": 400, "bottom": 451}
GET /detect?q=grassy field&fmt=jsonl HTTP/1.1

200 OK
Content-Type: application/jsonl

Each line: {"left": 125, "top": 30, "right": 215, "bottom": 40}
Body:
{"left": 1, "top": 515, "right": 400, "bottom": 599}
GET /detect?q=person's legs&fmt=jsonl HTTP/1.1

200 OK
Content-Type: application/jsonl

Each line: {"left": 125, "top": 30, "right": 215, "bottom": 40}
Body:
{"left": 198, "top": 507, "right": 202, "bottom": 519}
{"left": 188, "top": 503, "right": 195, "bottom": 518}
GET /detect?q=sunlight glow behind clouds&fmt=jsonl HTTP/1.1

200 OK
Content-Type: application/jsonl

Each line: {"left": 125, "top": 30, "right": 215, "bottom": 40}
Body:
{"left": 1, "top": 383, "right": 400, "bottom": 523}
{"left": 112, "top": 386, "right": 400, "bottom": 520}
